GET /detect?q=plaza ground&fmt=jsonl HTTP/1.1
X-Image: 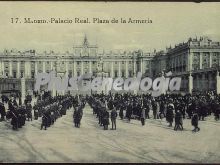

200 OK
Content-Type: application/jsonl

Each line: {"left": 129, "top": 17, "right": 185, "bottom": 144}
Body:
{"left": 0, "top": 103, "right": 220, "bottom": 163}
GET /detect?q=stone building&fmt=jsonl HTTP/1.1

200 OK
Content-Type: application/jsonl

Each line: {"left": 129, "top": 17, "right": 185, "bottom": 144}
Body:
{"left": 0, "top": 36, "right": 153, "bottom": 94}
{"left": 151, "top": 36, "right": 220, "bottom": 93}
{"left": 0, "top": 35, "right": 220, "bottom": 95}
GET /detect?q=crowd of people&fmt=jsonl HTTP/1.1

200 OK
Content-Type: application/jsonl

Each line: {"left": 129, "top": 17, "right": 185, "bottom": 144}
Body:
{"left": 87, "top": 91, "right": 220, "bottom": 132}
{"left": 1, "top": 90, "right": 220, "bottom": 132}
{"left": 0, "top": 93, "right": 80, "bottom": 130}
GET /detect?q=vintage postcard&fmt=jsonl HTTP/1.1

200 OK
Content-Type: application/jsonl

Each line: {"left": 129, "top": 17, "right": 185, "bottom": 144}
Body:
{"left": 0, "top": 1, "right": 220, "bottom": 163}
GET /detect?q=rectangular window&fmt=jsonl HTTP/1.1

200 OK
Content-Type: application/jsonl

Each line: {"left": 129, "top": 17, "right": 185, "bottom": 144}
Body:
{"left": 114, "top": 71, "right": 117, "bottom": 77}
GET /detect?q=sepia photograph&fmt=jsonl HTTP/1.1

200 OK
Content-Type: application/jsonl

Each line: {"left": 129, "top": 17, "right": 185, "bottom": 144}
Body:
{"left": 0, "top": 1, "right": 220, "bottom": 163}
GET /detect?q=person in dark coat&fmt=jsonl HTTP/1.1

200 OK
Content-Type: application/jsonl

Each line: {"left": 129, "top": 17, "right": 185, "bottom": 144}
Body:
{"left": 20, "top": 105, "right": 26, "bottom": 126}
{"left": 17, "top": 107, "right": 23, "bottom": 128}
{"left": 33, "top": 104, "right": 39, "bottom": 120}
{"left": 0, "top": 102, "right": 6, "bottom": 121}
{"left": 119, "top": 106, "right": 124, "bottom": 120}
{"left": 187, "top": 102, "right": 194, "bottom": 119}
{"left": 41, "top": 111, "right": 48, "bottom": 130}
{"left": 159, "top": 101, "right": 166, "bottom": 119}
{"left": 126, "top": 102, "right": 132, "bottom": 122}
{"left": 144, "top": 102, "right": 150, "bottom": 119}
{"left": 140, "top": 107, "right": 146, "bottom": 126}
{"left": 191, "top": 112, "right": 200, "bottom": 132}
{"left": 6, "top": 107, "right": 19, "bottom": 130}
{"left": 174, "top": 110, "right": 183, "bottom": 131}
{"left": 214, "top": 103, "right": 220, "bottom": 121}
{"left": 111, "top": 108, "right": 117, "bottom": 130}
{"left": 73, "top": 107, "right": 83, "bottom": 128}
{"left": 103, "top": 109, "right": 110, "bottom": 130}
{"left": 152, "top": 100, "right": 158, "bottom": 119}
{"left": 26, "top": 102, "right": 32, "bottom": 121}
{"left": 166, "top": 103, "right": 174, "bottom": 127}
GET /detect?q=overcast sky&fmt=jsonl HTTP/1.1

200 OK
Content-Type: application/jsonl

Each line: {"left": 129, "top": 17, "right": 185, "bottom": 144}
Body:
{"left": 0, "top": 2, "right": 220, "bottom": 53}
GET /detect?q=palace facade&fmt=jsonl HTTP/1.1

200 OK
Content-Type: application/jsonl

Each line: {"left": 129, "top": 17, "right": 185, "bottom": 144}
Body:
{"left": 151, "top": 36, "right": 220, "bottom": 93}
{"left": 0, "top": 36, "right": 220, "bottom": 95}
{"left": 0, "top": 36, "right": 153, "bottom": 94}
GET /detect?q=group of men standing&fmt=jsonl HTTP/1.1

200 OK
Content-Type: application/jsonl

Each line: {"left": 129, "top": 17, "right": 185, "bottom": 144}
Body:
{"left": 1, "top": 90, "right": 220, "bottom": 133}
{"left": 86, "top": 91, "right": 220, "bottom": 132}
{"left": 88, "top": 95, "right": 117, "bottom": 130}
{"left": 0, "top": 96, "right": 33, "bottom": 130}
{"left": 0, "top": 93, "right": 80, "bottom": 130}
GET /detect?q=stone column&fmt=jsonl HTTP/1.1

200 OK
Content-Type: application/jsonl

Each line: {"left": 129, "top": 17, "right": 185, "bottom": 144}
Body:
{"left": 188, "top": 73, "right": 193, "bottom": 93}
{"left": 199, "top": 53, "right": 203, "bottom": 69}
{"left": 118, "top": 61, "right": 121, "bottom": 77}
{"left": 35, "top": 62, "right": 38, "bottom": 77}
{"left": 140, "top": 59, "right": 143, "bottom": 74}
{"left": 65, "top": 62, "right": 68, "bottom": 76}
{"left": 17, "top": 61, "right": 20, "bottom": 78}
{"left": 133, "top": 60, "right": 136, "bottom": 77}
{"left": 216, "top": 71, "right": 220, "bottom": 94}
{"left": 9, "top": 61, "right": 12, "bottom": 77}
{"left": 209, "top": 53, "right": 212, "bottom": 68}
{"left": 89, "top": 61, "right": 92, "bottom": 73}
{"left": 42, "top": 61, "right": 46, "bottom": 73}
{"left": 125, "top": 60, "right": 128, "bottom": 78}
{"left": 21, "top": 77, "right": 26, "bottom": 104}
{"left": 24, "top": 61, "right": 28, "bottom": 78}
{"left": 50, "top": 61, "right": 53, "bottom": 71}
{"left": 111, "top": 61, "right": 114, "bottom": 78}
{"left": 81, "top": 61, "right": 84, "bottom": 75}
